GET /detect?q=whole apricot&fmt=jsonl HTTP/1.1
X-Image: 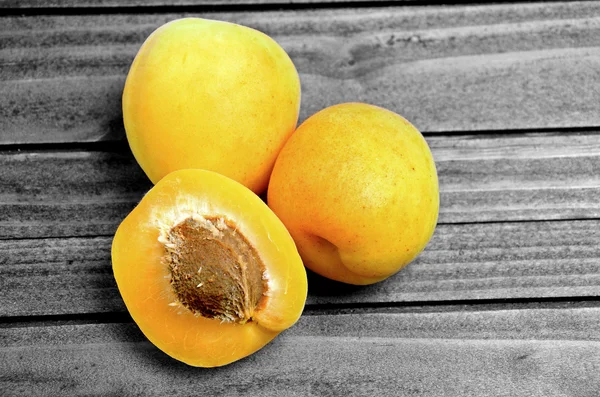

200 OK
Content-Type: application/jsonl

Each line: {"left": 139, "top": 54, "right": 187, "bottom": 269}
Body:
{"left": 267, "top": 103, "right": 439, "bottom": 285}
{"left": 122, "top": 18, "right": 301, "bottom": 193}
{"left": 112, "top": 169, "right": 308, "bottom": 367}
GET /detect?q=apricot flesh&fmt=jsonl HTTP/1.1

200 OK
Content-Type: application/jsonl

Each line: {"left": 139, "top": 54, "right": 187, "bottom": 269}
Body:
{"left": 112, "top": 169, "right": 307, "bottom": 367}
{"left": 267, "top": 103, "right": 439, "bottom": 285}
{"left": 122, "top": 18, "right": 301, "bottom": 193}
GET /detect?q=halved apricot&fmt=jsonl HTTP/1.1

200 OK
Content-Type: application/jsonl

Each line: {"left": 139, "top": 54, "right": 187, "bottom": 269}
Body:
{"left": 112, "top": 169, "right": 307, "bottom": 367}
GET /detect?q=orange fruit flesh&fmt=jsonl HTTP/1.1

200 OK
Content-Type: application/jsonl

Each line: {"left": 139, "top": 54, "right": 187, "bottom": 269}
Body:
{"left": 112, "top": 169, "right": 307, "bottom": 367}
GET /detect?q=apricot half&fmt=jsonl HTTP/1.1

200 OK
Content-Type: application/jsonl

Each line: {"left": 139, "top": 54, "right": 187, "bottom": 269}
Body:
{"left": 267, "top": 103, "right": 439, "bottom": 285}
{"left": 122, "top": 18, "right": 301, "bottom": 193}
{"left": 112, "top": 169, "right": 307, "bottom": 367}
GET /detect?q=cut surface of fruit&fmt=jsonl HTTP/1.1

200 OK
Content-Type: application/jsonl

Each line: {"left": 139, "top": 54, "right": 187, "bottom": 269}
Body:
{"left": 112, "top": 169, "right": 307, "bottom": 367}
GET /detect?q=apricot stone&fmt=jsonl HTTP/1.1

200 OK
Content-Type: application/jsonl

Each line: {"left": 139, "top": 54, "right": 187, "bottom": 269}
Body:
{"left": 112, "top": 169, "right": 307, "bottom": 367}
{"left": 267, "top": 103, "right": 439, "bottom": 285}
{"left": 122, "top": 18, "right": 301, "bottom": 193}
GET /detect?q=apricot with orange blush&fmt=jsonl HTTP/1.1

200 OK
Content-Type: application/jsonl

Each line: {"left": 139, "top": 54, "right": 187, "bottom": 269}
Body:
{"left": 268, "top": 103, "right": 439, "bottom": 285}
{"left": 112, "top": 169, "right": 307, "bottom": 367}
{"left": 122, "top": 18, "right": 301, "bottom": 193}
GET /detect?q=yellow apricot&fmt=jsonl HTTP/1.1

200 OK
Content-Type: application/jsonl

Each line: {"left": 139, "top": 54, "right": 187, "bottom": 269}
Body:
{"left": 267, "top": 103, "right": 439, "bottom": 285}
{"left": 122, "top": 18, "right": 301, "bottom": 193}
{"left": 112, "top": 169, "right": 307, "bottom": 367}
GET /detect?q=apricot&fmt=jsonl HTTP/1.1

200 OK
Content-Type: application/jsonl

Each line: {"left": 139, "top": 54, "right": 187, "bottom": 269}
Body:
{"left": 111, "top": 169, "right": 307, "bottom": 367}
{"left": 267, "top": 103, "right": 439, "bottom": 285}
{"left": 122, "top": 18, "right": 301, "bottom": 193}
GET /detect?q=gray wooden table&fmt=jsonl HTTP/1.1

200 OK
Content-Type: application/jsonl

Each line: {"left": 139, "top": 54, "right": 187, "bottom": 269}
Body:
{"left": 2, "top": 1, "right": 600, "bottom": 395}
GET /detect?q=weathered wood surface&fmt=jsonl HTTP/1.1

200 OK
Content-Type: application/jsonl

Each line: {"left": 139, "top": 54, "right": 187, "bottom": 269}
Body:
{"left": 3, "top": 1, "right": 600, "bottom": 395}
{"left": 2, "top": 219, "right": 600, "bottom": 317}
{"left": 3, "top": 2, "right": 600, "bottom": 144}
{"left": 2, "top": 308, "right": 600, "bottom": 396}
{"left": 0, "top": 149, "right": 151, "bottom": 239}
{"left": 1, "top": 132, "right": 598, "bottom": 240}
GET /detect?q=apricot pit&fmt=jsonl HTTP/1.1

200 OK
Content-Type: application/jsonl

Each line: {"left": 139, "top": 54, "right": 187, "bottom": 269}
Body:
{"left": 164, "top": 216, "right": 266, "bottom": 324}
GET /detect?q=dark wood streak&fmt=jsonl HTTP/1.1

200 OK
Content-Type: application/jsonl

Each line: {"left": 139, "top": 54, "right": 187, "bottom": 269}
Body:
{"left": 0, "top": 0, "right": 430, "bottom": 9}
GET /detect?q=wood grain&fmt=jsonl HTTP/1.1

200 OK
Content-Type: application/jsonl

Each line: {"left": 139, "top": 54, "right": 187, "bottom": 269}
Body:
{"left": 0, "top": 149, "right": 152, "bottom": 239}
{"left": 3, "top": 2, "right": 600, "bottom": 144}
{"left": 2, "top": 308, "right": 600, "bottom": 396}
{"left": 3, "top": 219, "right": 599, "bottom": 316}
{"left": 429, "top": 132, "right": 600, "bottom": 223}
{"left": 1, "top": 131, "right": 598, "bottom": 240}
{"left": 2, "top": 1, "right": 599, "bottom": 394}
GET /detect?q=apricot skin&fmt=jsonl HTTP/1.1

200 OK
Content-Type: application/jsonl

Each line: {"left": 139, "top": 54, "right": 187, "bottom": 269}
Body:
{"left": 122, "top": 18, "right": 301, "bottom": 193}
{"left": 267, "top": 103, "right": 439, "bottom": 285}
{"left": 112, "top": 169, "right": 307, "bottom": 367}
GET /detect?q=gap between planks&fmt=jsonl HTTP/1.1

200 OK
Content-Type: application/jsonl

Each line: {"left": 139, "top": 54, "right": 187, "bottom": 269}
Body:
{"left": 1, "top": 125, "right": 600, "bottom": 153}
{"left": 0, "top": 0, "right": 560, "bottom": 15}
{"left": 3, "top": 298, "right": 600, "bottom": 328}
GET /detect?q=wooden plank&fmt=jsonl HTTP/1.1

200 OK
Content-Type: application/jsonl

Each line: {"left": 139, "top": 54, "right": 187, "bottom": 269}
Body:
{"left": 1, "top": 131, "right": 599, "bottom": 240}
{"left": 0, "top": 236, "right": 122, "bottom": 316}
{"left": 2, "top": 219, "right": 599, "bottom": 316}
{"left": 0, "top": 149, "right": 152, "bottom": 239}
{"left": 3, "top": 2, "right": 600, "bottom": 144}
{"left": 2, "top": 308, "right": 600, "bottom": 396}
{"left": 429, "top": 132, "right": 600, "bottom": 223}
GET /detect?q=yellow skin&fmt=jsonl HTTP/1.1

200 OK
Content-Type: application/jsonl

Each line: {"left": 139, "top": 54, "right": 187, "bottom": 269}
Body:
{"left": 268, "top": 103, "right": 439, "bottom": 285}
{"left": 122, "top": 18, "right": 301, "bottom": 193}
{"left": 112, "top": 169, "right": 307, "bottom": 367}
